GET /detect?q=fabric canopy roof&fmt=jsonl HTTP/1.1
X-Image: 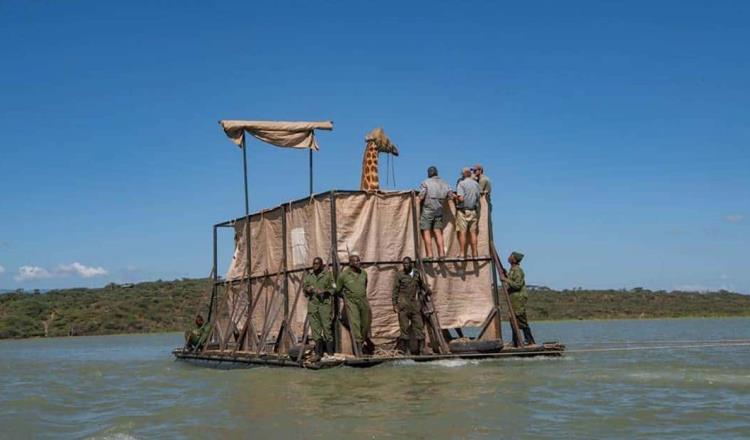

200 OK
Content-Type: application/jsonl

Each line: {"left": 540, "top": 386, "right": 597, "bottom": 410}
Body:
{"left": 219, "top": 120, "right": 334, "bottom": 151}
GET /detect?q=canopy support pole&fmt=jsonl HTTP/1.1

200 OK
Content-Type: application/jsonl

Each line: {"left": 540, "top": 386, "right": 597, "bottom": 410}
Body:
{"left": 309, "top": 148, "right": 313, "bottom": 195}
{"left": 242, "top": 140, "right": 250, "bottom": 216}
{"left": 207, "top": 226, "right": 218, "bottom": 323}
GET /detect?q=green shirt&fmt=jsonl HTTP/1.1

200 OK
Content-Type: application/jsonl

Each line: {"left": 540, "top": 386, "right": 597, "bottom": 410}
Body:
{"left": 506, "top": 265, "right": 526, "bottom": 296}
{"left": 303, "top": 270, "right": 334, "bottom": 295}
{"left": 336, "top": 268, "right": 368, "bottom": 300}
{"left": 392, "top": 270, "right": 424, "bottom": 306}
{"left": 477, "top": 174, "right": 492, "bottom": 195}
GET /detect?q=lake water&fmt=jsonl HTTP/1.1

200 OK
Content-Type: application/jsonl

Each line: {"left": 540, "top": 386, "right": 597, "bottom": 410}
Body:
{"left": 1, "top": 318, "right": 749, "bottom": 439}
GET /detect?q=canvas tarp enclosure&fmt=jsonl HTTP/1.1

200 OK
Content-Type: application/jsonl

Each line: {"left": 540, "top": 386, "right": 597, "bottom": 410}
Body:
{"left": 219, "top": 120, "right": 334, "bottom": 150}
{"left": 224, "top": 191, "right": 494, "bottom": 344}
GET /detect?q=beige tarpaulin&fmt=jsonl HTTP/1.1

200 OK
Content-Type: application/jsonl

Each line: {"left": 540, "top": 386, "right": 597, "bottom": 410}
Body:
{"left": 219, "top": 120, "right": 334, "bottom": 150}
{"left": 225, "top": 191, "right": 494, "bottom": 345}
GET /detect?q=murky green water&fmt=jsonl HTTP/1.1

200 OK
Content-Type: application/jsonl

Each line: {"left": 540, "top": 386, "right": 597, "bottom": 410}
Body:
{"left": 1, "top": 318, "right": 749, "bottom": 439}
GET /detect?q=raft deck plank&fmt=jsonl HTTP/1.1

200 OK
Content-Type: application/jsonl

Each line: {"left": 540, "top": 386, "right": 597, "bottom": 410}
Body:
{"left": 173, "top": 343, "right": 565, "bottom": 370}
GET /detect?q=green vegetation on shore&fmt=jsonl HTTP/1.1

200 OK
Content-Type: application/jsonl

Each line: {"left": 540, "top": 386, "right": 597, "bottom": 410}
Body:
{"left": 1, "top": 279, "right": 748, "bottom": 339}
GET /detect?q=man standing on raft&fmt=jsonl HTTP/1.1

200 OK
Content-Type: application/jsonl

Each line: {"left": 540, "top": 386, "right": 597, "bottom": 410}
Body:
{"left": 500, "top": 251, "right": 536, "bottom": 346}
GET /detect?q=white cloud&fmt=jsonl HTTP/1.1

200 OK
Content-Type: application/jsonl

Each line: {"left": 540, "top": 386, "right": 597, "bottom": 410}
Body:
{"left": 724, "top": 214, "right": 744, "bottom": 224}
{"left": 15, "top": 266, "right": 52, "bottom": 282}
{"left": 56, "top": 262, "right": 108, "bottom": 278}
{"left": 14, "top": 262, "right": 108, "bottom": 282}
{"left": 0, "top": 265, "right": 5, "bottom": 275}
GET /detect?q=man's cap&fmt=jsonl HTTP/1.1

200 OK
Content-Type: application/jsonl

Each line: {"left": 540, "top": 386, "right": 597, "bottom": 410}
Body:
{"left": 350, "top": 251, "right": 360, "bottom": 258}
{"left": 511, "top": 251, "right": 524, "bottom": 263}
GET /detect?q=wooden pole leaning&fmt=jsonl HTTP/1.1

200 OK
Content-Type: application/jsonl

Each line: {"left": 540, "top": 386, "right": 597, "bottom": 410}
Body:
{"left": 257, "top": 261, "right": 287, "bottom": 353}
{"left": 275, "top": 203, "right": 291, "bottom": 354}
{"left": 490, "top": 244, "right": 524, "bottom": 347}
{"left": 484, "top": 195, "right": 504, "bottom": 341}
{"left": 409, "top": 191, "right": 449, "bottom": 355}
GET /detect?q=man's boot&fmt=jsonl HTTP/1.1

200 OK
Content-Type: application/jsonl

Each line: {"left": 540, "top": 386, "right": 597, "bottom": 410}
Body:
{"left": 408, "top": 337, "right": 419, "bottom": 355}
{"left": 523, "top": 327, "right": 536, "bottom": 345}
{"left": 310, "top": 340, "right": 323, "bottom": 362}
{"left": 325, "top": 340, "right": 335, "bottom": 356}
{"left": 395, "top": 338, "right": 408, "bottom": 354}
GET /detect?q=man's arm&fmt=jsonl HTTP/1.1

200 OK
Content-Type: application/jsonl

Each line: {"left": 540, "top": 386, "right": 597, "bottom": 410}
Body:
{"left": 321, "top": 272, "right": 334, "bottom": 293}
{"left": 418, "top": 182, "right": 427, "bottom": 201}
{"left": 455, "top": 181, "right": 466, "bottom": 202}
{"left": 302, "top": 274, "right": 314, "bottom": 296}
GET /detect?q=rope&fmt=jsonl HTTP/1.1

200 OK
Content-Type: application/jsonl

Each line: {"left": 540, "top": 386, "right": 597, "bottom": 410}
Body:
{"left": 581, "top": 338, "right": 750, "bottom": 345}
{"left": 565, "top": 341, "right": 750, "bottom": 354}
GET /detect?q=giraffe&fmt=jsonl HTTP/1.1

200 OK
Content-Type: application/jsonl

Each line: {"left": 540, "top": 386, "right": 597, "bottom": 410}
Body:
{"left": 360, "top": 127, "right": 399, "bottom": 191}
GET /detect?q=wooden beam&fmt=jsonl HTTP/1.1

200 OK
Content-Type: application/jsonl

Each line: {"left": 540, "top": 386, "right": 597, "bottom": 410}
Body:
{"left": 409, "top": 191, "right": 450, "bottom": 354}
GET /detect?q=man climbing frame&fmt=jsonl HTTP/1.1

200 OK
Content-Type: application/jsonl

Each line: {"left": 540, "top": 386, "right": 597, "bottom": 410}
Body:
{"left": 500, "top": 251, "right": 536, "bottom": 346}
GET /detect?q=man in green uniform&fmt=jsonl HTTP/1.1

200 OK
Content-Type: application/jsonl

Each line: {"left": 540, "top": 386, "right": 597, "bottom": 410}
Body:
{"left": 336, "top": 252, "right": 372, "bottom": 354}
{"left": 473, "top": 164, "right": 492, "bottom": 197}
{"left": 500, "top": 251, "right": 536, "bottom": 347}
{"left": 303, "top": 256, "right": 335, "bottom": 361}
{"left": 185, "top": 313, "right": 211, "bottom": 351}
{"left": 392, "top": 256, "right": 427, "bottom": 354}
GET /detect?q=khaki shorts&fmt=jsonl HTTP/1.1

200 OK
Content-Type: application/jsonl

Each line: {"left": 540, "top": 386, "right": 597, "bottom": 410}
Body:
{"left": 456, "top": 208, "right": 478, "bottom": 232}
{"left": 420, "top": 208, "right": 444, "bottom": 230}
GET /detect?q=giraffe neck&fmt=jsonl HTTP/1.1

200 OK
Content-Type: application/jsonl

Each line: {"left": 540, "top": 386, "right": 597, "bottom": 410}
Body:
{"left": 360, "top": 142, "right": 380, "bottom": 191}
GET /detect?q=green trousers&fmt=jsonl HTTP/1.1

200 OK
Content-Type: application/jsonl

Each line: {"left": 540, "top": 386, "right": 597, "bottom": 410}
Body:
{"left": 308, "top": 294, "right": 333, "bottom": 343}
{"left": 397, "top": 301, "right": 425, "bottom": 341}
{"left": 510, "top": 292, "right": 533, "bottom": 345}
{"left": 510, "top": 292, "right": 528, "bottom": 318}
{"left": 345, "top": 295, "right": 372, "bottom": 343}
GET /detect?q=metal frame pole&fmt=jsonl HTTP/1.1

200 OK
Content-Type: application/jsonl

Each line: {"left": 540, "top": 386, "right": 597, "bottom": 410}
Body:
{"left": 309, "top": 148, "right": 313, "bottom": 195}
{"left": 207, "top": 225, "right": 218, "bottom": 322}
{"left": 486, "top": 196, "right": 503, "bottom": 340}
{"left": 280, "top": 204, "right": 290, "bottom": 353}
{"left": 241, "top": 140, "right": 252, "bottom": 287}
{"left": 242, "top": 140, "right": 250, "bottom": 216}
{"left": 329, "top": 191, "right": 342, "bottom": 353}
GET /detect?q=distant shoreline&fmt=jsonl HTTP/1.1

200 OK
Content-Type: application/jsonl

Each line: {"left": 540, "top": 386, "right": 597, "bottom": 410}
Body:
{"left": 2, "top": 279, "right": 749, "bottom": 340}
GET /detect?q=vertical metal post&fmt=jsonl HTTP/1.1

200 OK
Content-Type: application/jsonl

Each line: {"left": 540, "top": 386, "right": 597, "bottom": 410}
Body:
{"left": 329, "top": 191, "right": 342, "bottom": 352}
{"left": 309, "top": 148, "right": 313, "bottom": 195}
{"left": 207, "top": 225, "right": 218, "bottom": 322}
{"left": 486, "top": 196, "right": 502, "bottom": 340}
{"left": 242, "top": 141, "right": 250, "bottom": 217}
{"left": 241, "top": 140, "right": 255, "bottom": 350}
{"left": 280, "top": 204, "right": 290, "bottom": 353}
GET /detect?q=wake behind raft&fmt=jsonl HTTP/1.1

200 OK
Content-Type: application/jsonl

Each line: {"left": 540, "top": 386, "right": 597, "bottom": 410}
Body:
{"left": 172, "top": 120, "right": 564, "bottom": 370}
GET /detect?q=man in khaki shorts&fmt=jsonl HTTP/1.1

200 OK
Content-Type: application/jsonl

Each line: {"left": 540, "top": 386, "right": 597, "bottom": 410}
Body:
{"left": 418, "top": 166, "right": 452, "bottom": 259}
{"left": 454, "top": 167, "right": 481, "bottom": 258}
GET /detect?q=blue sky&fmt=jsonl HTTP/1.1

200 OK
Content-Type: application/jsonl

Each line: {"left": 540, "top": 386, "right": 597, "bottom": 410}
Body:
{"left": 1, "top": 1, "right": 748, "bottom": 292}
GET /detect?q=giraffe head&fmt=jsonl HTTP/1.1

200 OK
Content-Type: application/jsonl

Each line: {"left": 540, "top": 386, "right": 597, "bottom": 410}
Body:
{"left": 365, "top": 127, "right": 399, "bottom": 156}
{"left": 361, "top": 127, "right": 398, "bottom": 191}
